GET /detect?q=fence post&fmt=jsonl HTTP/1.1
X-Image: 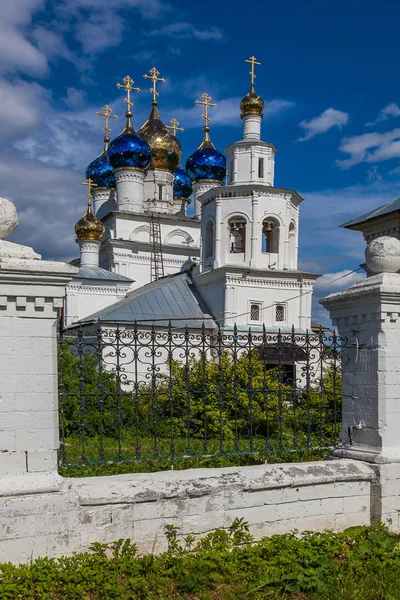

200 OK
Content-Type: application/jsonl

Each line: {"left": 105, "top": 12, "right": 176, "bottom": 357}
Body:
{"left": 320, "top": 239, "right": 400, "bottom": 528}
{"left": 0, "top": 198, "right": 77, "bottom": 495}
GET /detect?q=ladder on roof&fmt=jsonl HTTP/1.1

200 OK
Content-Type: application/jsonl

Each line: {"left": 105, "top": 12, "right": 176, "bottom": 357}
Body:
{"left": 150, "top": 213, "right": 165, "bottom": 281}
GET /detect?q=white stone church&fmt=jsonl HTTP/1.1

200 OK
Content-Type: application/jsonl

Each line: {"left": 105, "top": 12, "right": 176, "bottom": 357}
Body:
{"left": 64, "top": 58, "right": 319, "bottom": 332}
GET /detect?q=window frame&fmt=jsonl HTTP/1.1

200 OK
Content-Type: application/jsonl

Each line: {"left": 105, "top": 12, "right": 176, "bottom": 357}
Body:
{"left": 258, "top": 157, "right": 264, "bottom": 179}
{"left": 249, "top": 301, "right": 263, "bottom": 324}
{"left": 275, "top": 303, "right": 286, "bottom": 324}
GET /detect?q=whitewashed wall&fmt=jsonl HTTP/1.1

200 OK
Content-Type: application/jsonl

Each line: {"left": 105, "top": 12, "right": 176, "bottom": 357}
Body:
{"left": 0, "top": 461, "right": 374, "bottom": 563}
{"left": 100, "top": 212, "right": 200, "bottom": 289}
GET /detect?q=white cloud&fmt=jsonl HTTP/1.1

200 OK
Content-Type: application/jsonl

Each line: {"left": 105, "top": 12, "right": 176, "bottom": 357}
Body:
{"left": 315, "top": 270, "right": 365, "bottom": 293}
{"left": 31, "top": 25, "right": 80, "bottom": 68}
{"left": 365, "top": 103, "right": 400, "bottom": 126}
{"left": 2, "top": 157, "right": 83, "bottom": 262}
{"left": 53, "top": 0, "right": 170, "bottom": 58}
{"left": 63, "top": 88, "right": 86, "bottom": 109}
{"left": 75, "top": 13, "right": 125, "bottom": 55}
{"left": 56, "top": 0, "right": 168, "bottom": 19}
{"left": 0, "top": 80, "right": 50, "bottom": 141}
{"left": 366, "top": 165, "right": 382, "bottom": 182}
{"left": 297, "top": 180, "right": 400, "bottom": 313}
{"left": 169, "top": 97, "right": 294, "bottom": 129}
{"left": 337, "top": 128, "right": 400, "bottom": 169}
{"left": 312, "top": 270, "right": 365, "bottom": 326}
{"left": 0, "top": 0, "right": 48, "bottom": 77}
{"left": 298, "top": 108, "right": 349, "bottom": 142}
{"left": 150, "top": 22, "right": 224, "bottom": 41}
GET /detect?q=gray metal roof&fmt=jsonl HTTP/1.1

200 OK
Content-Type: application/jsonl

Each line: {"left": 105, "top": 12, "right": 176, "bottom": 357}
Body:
{"left": 75, "top": 266, "right": 133, "bottom": 283}
{"left": 81, "top": 271, "right": 216, "bottom": 328}
{"left": 341, "top": 197, "right": 400, "bottom": 228}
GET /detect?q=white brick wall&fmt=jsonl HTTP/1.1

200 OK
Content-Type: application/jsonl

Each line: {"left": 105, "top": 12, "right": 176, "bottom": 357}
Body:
{"left": 0, "top": 459, "right": 375, "bottom": 563}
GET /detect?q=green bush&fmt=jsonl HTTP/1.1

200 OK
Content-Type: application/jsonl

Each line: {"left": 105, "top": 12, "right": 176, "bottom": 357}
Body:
{"left": 58, "top": 342, "right": 342, "bottom": 468}
{"left": 1, "top": 522, "right": 399, "bottom": 599}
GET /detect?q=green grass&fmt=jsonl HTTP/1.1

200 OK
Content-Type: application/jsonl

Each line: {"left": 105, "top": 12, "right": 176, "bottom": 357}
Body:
{"left": 59, "top": 433, "right": 331, "bottom": 477}
{"left": 2, "top": 522, "right": 400, "bottom": 599}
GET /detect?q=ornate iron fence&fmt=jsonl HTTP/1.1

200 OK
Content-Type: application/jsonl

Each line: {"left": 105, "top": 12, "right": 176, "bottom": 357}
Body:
{"left": 58, "top": 321, "right": 345, "bottom": 469}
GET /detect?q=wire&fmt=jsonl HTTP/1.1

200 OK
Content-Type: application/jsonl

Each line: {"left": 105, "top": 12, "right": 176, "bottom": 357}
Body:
{"left": 166, "top": 266, "right": 364, "bottom": 332}
{"left": 217, "top": 267, "right": 364, "bottom": 325}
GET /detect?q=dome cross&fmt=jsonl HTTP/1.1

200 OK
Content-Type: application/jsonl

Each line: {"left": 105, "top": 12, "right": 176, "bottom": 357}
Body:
{"left": 167, "top": 118, "right": 184, "bottom": 136}
{"left": 116, "top": 75, "right": 140, "bottom": 114}
{"left": 195, "top": 93, "right": 217, "bottom": 128}
{"left": 143, "top": 67, "right": 166, "bottom": 103}
{"left": 96, "top": 105, "right": 118, "bottom": 137}
{"left": 82, "top": 178, "right": 97, "bottom": 209}
{"left": 96, "top": 105, "right": 118, "bottom": 151}
{"left": 245, "top": 55, "right": 261, "bottom": 90}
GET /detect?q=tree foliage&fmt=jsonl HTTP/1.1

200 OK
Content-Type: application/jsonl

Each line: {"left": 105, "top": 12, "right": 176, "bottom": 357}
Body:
{"left": 59, "top": 341, "right": 342, "bottom": 457}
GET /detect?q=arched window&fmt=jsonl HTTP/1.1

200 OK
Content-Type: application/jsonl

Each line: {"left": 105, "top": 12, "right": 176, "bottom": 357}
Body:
{"left": 228, "top": 217, "right": 246, "bottom": 254}
{"left": 262, "top": 218, "right": 279, "bottom": 253}
{"left": 204, "top": 220, "right": 214, "bottom": 260}
{"left": 288, "top": 221, "right": 296, "bottom": 267}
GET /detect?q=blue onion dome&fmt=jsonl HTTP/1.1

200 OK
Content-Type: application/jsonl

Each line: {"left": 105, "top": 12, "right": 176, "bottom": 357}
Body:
{"left": 86, "top": 151, "right": 115, "bottom": 188}
{"left": 186, "top": 128, "right": 226, "bottom": 183}
{"left": 138, "top": 102, "right": 182, "bottom": 171}
{"left": 107, "top": 110, "right": 152, "bottom": 171}
{"left": 173, "top": 166, "right": 192, "bottom": 199}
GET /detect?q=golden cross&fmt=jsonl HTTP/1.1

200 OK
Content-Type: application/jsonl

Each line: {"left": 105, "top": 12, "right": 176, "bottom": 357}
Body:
{"left": 195, "top": 93, "right": 217, "bottom": 127}
{"left": 82, "top": 178, "right": 97, "bottom": 207}
{"left": 96, "top": 104, "right": 118, "bottom": 136}
{"left": 166, "top": 118, "right": 184, "bottom": 136}
{"left": 245, "top": 55, "right": 261, "bottom": 88}
{"left": 143, "top": 67, "right": 166, "bottom": 102}
{"left": 116, "top": 75, "right": 140, "bottom": 113}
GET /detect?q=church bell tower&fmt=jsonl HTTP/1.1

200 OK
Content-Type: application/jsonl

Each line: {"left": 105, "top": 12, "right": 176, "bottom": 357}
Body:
{"left": 193, "top": 56, "right": 318, "bottom": 330}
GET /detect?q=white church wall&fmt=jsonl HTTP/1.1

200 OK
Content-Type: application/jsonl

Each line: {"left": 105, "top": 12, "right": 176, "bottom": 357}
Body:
{"left": 200, "top": 189, "right": 300, "bottom": 273}
{"left": 100, "top": 214, "right": 200, "bottom": 288}
{"left": 64, "top": 283, "right": 131, "bottom": 327}
{"left": 194, "top": 269, "right": 315, "bottom": 330}
{"left": 144, "top": 169, "right": 174, "bottom": 214}
{"left": 225, "top": 141, "right": 276, "bottom": 187}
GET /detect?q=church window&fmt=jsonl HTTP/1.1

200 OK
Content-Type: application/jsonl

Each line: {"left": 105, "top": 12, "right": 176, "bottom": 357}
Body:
{"left": 158, "top": 184, "right": 163, "bottom": 201}
{"left": 250, "top": 303, "right": 261, "bottom": 322}
{"left": 258, "top": 158, "right": 264, "bottom": 178}
{"left": 204, "top": 220, "right": 214, "bottom": 260}
{"left": 228, "top": 217, "right": 246, "bottom": 253}
{"left": 275, "top": 305, "right": 285, "bottom": 322}
{"left": 262, "top": 218, "right": 279, "bottom": 253}
{"left": 288, "top": 221, "right": 296, "bottom": 267}
{"left": 229, "top": 160, "right": 234, "bottom": 183}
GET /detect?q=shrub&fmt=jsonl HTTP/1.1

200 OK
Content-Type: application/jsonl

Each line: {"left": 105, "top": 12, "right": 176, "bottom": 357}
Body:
{"left": 1, "top": 523, "right": 399, "bottom": 599}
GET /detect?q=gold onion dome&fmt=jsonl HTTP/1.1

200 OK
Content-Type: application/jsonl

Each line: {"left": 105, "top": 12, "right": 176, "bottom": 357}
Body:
{"left": 75, "top": 203, "right": 105, "bottom": 242}
{"left": 138, "top": 101, "right": 182, "bottom": 171}
{"left": 240, "top": 87, "right": 264, "bottom": 118}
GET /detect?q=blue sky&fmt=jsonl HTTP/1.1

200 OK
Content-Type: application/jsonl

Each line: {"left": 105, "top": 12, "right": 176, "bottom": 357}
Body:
{"left": 2, "top": 0, "right": 400, "bottom": 323}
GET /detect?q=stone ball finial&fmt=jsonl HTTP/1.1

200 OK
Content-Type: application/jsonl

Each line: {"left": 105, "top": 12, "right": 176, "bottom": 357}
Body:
{"left": 365, "top": 235, "right": 400, "bottom": 274}
{"left": 0, "top": 197, "right": 18, "bottom": 240}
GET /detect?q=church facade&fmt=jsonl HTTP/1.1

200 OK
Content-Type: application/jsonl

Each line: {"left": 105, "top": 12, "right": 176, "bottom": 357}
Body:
{"left": 64, "top": 57, "right": 319, "bottom": 332}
